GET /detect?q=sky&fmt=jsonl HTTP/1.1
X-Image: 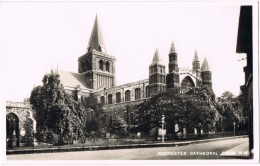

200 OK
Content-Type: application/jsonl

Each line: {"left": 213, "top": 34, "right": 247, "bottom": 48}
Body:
{"left": 0, "top": 1, "right": 252, "bottom": 102}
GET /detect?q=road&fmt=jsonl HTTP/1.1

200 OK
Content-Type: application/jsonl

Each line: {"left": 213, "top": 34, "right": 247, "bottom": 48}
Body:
{"left": 7, "top": 137, "right": 249, "bottom": 160}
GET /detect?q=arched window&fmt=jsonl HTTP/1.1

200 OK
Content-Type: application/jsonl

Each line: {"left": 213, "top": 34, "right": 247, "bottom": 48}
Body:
{"left": 100, "top": 96, "right": 105, "bottom": 105}
{"left": 108, "top": 94, "right": 112, "bottom": 104}
{"left": 116, "top": 92, "right": 121, "bottom": 103}
{"left": 105, "top": 61, "right": 110, "bottom": 72}
{"left": 99, "top": 60, "right": 104, "bottom": 70}
{"left": 146, "top": 86, "right": 149, "bottom": 98}
{"left": 125, "top": 90, "right": 131, "bottom": 102}
{"left": 135, "top": 88, "right": 141, "bottom": 100}
{"left": 181, "top": 76, "right": 195, "bottom": 93}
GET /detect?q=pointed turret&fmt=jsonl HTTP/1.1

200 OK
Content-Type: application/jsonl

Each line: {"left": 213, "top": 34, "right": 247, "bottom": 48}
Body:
{"left": 201, "top": 57, "right": 210, "bottom": 72}
{"left": 151, "top": 49, "right": 163, "bottom": 65}
{"left": 168, "top": 41, "right": 178, "bottom": 73}
{"left": 87, "top": 15, "right": 106, "bottom": 53}
{"left": 201, "top": 57, "right": 212, "bottom": 89}
{"left": 169, "top": 41, "right": 176, "bottom": 54}
{"left": 166, "top": 41, "right": 180, "bottom": 89}
{"left": 192, "top": 50, "right": 201, "bottom": 77}
{"left": 193, "top": 50, "right": 199, "bottom": 61}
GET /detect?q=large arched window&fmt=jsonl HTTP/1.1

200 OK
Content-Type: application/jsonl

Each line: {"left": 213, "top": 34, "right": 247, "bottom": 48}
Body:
{"left": 108, "top": 94, "right": 112, "bottom": 104}
{"left": 125, "top": 90, "right": 131, "bottom": 102}
{"left": 100, "top": 96, "right": 105, "bottom": 105}
{"left": 105, "top": 61, "right": 110, "bottom": 72}
{"left": 181, "top": 76, "right": 195, "bottom": 93}
{"left": 116, "top": 92, "right": 121, "bottom": 103}
{"left": 135, "top": 88, "right": 141, "bottom": 100}
{"left": 146, "top": 86, "right": 150, "bottom": 98}
{"left": 99, "top": 60, "right": 104, "bottom": 70}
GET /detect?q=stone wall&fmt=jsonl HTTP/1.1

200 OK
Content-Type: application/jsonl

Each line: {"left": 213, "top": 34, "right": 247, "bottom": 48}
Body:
{"left": 6, "top": 101, "right": 36, "bottom": 147}
{"left": 93, "top": 79, "right": 149, "bottom": 105}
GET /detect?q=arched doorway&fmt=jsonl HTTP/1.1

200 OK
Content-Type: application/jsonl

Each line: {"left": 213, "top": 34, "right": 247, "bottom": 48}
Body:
{"left": 22, "top": 117, "right": 34, "bottom": 147}
{"left": 6, "top": 113, "right": 19, "bottom": 147}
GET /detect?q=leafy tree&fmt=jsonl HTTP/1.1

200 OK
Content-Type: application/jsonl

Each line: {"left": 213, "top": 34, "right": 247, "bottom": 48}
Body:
{"left": 134, "top": 86, "right": 220, "bottom": 139}
{"left": 216, "top": 91, "right": 246, "bottom": 131}
{"left": 184, "top": 86, "right": 220, "bottom": 133}
{"left": 111, "top": 116, "right": 127, "bottom": 138}
{"left": 30, "top": 71, "right": 86, "bottom": 145}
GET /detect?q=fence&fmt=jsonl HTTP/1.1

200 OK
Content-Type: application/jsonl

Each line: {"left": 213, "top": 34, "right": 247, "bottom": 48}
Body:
{"left": 8, "top": 130, "right": 248, "bottom": 150}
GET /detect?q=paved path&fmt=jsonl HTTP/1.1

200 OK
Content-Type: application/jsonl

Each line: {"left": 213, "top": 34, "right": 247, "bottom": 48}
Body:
{"left": 7, "top": 137, "right": 249, "bottom": 160}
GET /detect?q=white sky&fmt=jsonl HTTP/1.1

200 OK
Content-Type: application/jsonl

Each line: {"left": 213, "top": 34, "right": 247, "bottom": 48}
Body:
{"left": 1, "top": 1, "right": 250, "bottom": 102}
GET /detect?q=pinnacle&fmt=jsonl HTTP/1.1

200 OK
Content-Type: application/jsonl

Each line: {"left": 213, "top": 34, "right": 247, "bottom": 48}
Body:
{"left": 169, "top": 41, "right": 176, "bottom": 54}
{"left": 87, "top": 15, "right": 106, "bottom": 53}
{"left": 201, "top": 58, "right": 210, "bottom": 71}
{"left": 193, "top": 50, "right": 199, "bottom": 61}
{"left": 151, "top": 48, "right": 163, "bottom": 65}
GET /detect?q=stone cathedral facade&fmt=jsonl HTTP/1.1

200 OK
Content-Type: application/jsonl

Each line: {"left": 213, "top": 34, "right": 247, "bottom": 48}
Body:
{"left": 58, "top": 16, "right": 212, "bottom": 126}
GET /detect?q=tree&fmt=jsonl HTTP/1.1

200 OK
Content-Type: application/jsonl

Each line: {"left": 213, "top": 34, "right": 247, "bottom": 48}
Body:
{"left": 134, "top": 86, "right": 220, "bottom": 139}
{"left": 184, "top": 86, "right": 220, "bottom": 134}
{"left": 30, "top": 71, "right": 86, "bottom": 145}
{"left": 111, "top": 116, "right": 127, "bottom": 138}
{"left": 216, "top": 91, "right": 246, "bottom": 131}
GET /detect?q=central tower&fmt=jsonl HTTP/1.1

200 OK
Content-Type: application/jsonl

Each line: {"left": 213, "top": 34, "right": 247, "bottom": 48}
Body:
{"left": 78, "top": 15, "right": 116, "bottom": 90}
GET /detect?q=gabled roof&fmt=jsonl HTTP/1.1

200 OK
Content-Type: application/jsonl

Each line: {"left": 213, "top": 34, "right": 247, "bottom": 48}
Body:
{"left": 193, "top": 50, "right": 199, "bottom": 61}
{"left": 169, "top": 41, "right": 176, "bottom": 54}
{"left": 87, "top": 15, "right": 106, "bottom": 53}
{"left": 151, "top": 49, "right": 163, "bottom": 65}
{"left": 201, "top": 58, "right": 210, "bottom": 72}
{"left": 58, "top": 70, "right": 89, "bottom": 90}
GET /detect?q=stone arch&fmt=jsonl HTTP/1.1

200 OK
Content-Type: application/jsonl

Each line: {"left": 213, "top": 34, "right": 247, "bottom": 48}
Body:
{"left": 135, "top": 88, "right": 141, "bottom": 100}
{"left": 181, "top": 76, "right": 195, "bottom": 93}
{"left": 6, "top": 113, "right": 19, "bottom": 147}
{"left": 21, "top": 118, "right": 34, "bottom": 146}
{"left": 99, "top": 60, "right": 104, "bottom": 71}
{"left": 100, "top": 96, "right": 105, "bottom": 105}
{"left": 108, "top": 94, "right": 113, "bottom": 104}
{"left": 105, "top": 61, "right": 110, "bottom": 72}
{"left": 125, "top": 90, "right": 131, "bottom": 102}
{"left": 116, "top": 92, "right": 121, "bottom": 103}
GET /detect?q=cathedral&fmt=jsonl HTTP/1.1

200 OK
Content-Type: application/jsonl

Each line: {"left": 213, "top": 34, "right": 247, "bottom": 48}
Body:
{"left": 6, "top": 15, "right": 213, "bottom": 147}
{"left": 58, "top": 15, "right": 212, "bottom": 125}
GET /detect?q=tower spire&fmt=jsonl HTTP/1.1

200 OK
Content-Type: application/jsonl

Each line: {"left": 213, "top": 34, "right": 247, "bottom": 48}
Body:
{"left": 151, "top": 48, "right": 163, "bottom": 65}
{"left": 201, "top": 57, "right": 212, "bottom": 89}
{"left": 193, "top": 50, "right": 199, "bottom": 61}
{"left": 192, "top": 50, "right": 201, "bottom": 77}
{"left": 87, "top": 14, "right": 106, "bottom": 53}
{"left": 169, "top": 41, "right": 176, "bottom": 54}
{"left": 201, "top": 57, "right": 210, "bottom": 71}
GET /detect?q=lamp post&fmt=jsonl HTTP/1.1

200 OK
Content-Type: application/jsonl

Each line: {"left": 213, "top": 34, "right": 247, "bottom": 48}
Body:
{"left": 162, "top": 114, "right": 165, "bottom": 143}
{"left": 233, "top": 122, "right": 236, "bottom": 136}
{"left": 125, "top": 108, "right": 129, "bottom": 138}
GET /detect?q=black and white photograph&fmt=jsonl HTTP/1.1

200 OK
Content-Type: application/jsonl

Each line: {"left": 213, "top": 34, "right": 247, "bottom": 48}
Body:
{"left": 1, "top": 0, "right": 259, "bottom": 164}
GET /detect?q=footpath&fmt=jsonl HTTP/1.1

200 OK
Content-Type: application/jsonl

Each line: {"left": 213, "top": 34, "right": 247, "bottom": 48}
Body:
{"left": 6, "top": 135, "right": 248, "bottom": 155}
